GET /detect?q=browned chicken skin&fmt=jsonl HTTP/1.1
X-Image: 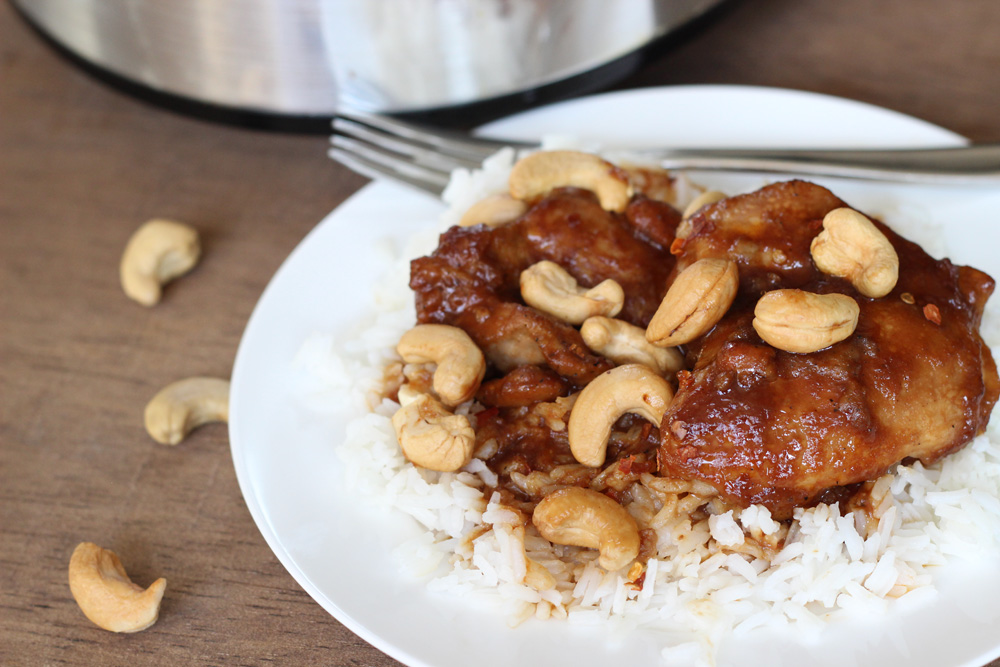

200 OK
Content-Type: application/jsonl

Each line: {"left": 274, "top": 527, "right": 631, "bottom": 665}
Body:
{"left": 659, "top": 181, "right": 999, "bottom": 519}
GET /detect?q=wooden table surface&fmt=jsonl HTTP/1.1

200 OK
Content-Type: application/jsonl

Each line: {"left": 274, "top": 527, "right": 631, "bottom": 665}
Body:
{"left": 3, "top": 0, "right": 1000, "bottom": 665}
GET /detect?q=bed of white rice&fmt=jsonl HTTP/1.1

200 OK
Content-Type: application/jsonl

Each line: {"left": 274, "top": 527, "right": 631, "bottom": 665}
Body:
{"left": 294, "top": 148, "right": 1000, "bottom": 666}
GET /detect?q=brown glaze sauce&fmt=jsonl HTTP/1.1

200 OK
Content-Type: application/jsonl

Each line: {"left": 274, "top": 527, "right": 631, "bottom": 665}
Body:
{"left": 408, "top": 180, "right": 998, "bottom": 520}
{"left": 411, "top": 187, "right": 678, "bottom": 387}
{"left": 410, "top": 187, "right": 680, "bottom": 500}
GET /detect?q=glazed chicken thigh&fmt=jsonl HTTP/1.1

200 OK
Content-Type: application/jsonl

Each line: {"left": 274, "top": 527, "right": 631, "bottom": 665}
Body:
{"left": 658, "top": 181, "right": 999, "bottom": 519}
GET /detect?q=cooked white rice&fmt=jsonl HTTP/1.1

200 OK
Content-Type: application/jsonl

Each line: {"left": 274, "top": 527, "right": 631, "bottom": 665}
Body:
{"left": 294, "top": 148, "right": 1000, "bottom": 666}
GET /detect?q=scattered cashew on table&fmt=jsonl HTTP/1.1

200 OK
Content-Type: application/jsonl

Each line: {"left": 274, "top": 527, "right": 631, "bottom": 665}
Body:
{"left": 144, "top": 376, "right": 231, "bottom": 446}
{"left": 68, "top": 542, "right": 167, "bottom": 633}
{"left": 119, "top": 219, "right": 201, "bottom": 307}
{"left": 69, "top": 219, "right": 232, "bottom": 632}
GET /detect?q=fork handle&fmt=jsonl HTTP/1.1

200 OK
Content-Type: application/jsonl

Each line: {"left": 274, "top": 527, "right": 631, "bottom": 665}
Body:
{"left": 628, "top": 144, "right": 1000, "bottom": 184}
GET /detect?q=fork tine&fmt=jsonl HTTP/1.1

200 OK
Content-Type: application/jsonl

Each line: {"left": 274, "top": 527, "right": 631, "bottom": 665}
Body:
{"left": 329, "top": 110, "right": 539, "bottom": 195}
{"left": 328, "top": 140, "right": 450, "bottom": 196}
{"left": 334, "top": 110, "right": 529, "bottom": 161}
{"left": 334, "top": 117, "right": 484, "bottom": 172}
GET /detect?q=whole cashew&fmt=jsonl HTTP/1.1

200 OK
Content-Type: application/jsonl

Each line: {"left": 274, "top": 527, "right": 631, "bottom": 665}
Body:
{"left": 810, "top": 207, "right": 899, "bottom": 298}
{"left": 391, "top": 392, "right": 475, "bottom": 472}
{"left": 144, "top": 377, "right": 230, "bottom": 445}
{"left": 68, "top": 542, "right": 167, "bottom": 633}
{"left": 580, "top": 316, "right": 684, "bottom": 377}
{"left": 567, "top": 364, "right": 674, "bottom": 467}
{"left": 646, "top": 258, "right": 739, "bottom": 347}
{"left": 508, "top": 150, "right": 633, "bottom": 213}
{"left": 120, "top": 219, "right": 201, "bottom": 306}
{"left": 532, "top": 486, "right": 640, "bottom": 572}
{"left": 752, "top": 289, "right": 860, "bottom": 353}
{"left": 397, "top": 324, "right": 486, "bottom": 406}
{"left": 520, "top": 261, "right": 625, "bottom": 325}
{"left": 458, "top": 193, "right": 528, "bottom": 228}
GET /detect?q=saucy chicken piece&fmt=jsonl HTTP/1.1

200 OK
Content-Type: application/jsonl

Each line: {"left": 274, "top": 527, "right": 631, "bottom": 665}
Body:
{"left": 658, "top": 180, "right": 999, "bottom": 519}
{"left": 487, "top": 188, "right": 676, "bottom": 325}
{"left": 477, "top": 365, "right": 569, "bottom": 408}
{"left": 411, "top": 188, "right": 679, "bottom": 386}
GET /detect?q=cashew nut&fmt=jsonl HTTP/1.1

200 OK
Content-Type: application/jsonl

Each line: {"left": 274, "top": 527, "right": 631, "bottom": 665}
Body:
{"left": 120, "top": 219, "right": 201, "bottom": 306}
{"left": 580, "top": 316, "right": 684, "bottom": 377}
{"left": 567, "top": 364, "right": 674, "bottom": 467}
{"left": 810, "top": 208, "right": 899, "bottom": 298}
{"left": 144, "top": 376, "right": 230, "bottom": 445}
{"left": 532, "top": 486, "right": 640, "bottom": 572}
{"left": 458, "top": 193, "right": 528, "bottom": 228}
{"left": 681, "top": 189, "right": 727, "bottom": 220}
{"left": 646, "top": 258, "right": 739, "bottom": 347}
{"left": 68, "top": 542, "right": 166, "bottom": 633}
{"left": 753, "top": 289, "right": 860, "bottom": 353}
{"left": 391, "top": 392, "right": 475, "bottom": 472}
{"left": 509, "top": 150, "right": 633, "bottom": 213}
{"left": 520, "top": 261, "right": 625, "bottom": 325}
{"left": 397, "top": 324, "right": 486, "bottom": 406}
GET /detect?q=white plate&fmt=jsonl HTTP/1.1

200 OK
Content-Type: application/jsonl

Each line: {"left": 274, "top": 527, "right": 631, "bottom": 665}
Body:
{"left": 230, "top": 86, "right": 1000, "bottom": 667}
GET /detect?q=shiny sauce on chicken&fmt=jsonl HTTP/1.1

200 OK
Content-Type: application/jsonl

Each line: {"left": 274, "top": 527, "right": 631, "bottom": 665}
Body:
{"left": 659, "top": 181, "right": 998, "bottom": 519}
{"left": 409, "top": 181, "right": 998, "bottom": 517}
{"left": 410, "top": 188, "right": 678, "bottom": 498}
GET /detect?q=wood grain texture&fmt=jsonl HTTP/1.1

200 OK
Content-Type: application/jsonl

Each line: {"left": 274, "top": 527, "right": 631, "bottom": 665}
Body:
{"left": 2, "top": 0, "right": 999, "bottom": 665}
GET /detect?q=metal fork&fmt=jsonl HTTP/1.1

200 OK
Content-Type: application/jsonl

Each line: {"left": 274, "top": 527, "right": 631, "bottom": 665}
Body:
{"left": 329, "top": 110, "right": 1000, "bottom": 196}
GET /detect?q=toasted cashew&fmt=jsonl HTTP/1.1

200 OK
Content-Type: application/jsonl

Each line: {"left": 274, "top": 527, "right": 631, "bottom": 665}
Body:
{"left": 397, "top": 324, "right": 486, "bottom": 407}
{"left": 681, "top": 189, "right": 727, "bottom": 220}
{"left": 567, "top": 364, "right": 673, "bottom": 467}
{"left": 580, "top": 316, "right": 684, "bottom": 376}
{"left": 520, "top": 261, "right": 625, "bottom": 325}
{"left": 646, "top": 259, "right": 739, "bottom": 347}
{"left": 458, "top": 193, "right": 528, "bottom": 228}
{"left": 120, "top": 219, "right": 201, "bottom": 307}
{"left": 509, "top": 150, "right": 633, "bottom": 213}
{"left": 532, "top": 487, "right": 640, "bottom": 571}
{"left": 68, "top": 542, "right": 166, "bottom": 633}
{"left": 144, "top": 377, "right": 230, "bottom": 445}
{"left": 811, "top": 208, "right": 899, "bottom": 298}
{"left": 753, "top": 289, "right": 860, "bottom": 353}
{"left": 391, "top": 392, "right": 475, "bottom": 472}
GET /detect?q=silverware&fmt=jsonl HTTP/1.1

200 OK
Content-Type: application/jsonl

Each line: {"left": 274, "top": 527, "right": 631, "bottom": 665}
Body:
{"left": 330, "top": 110, "right": 1000, "bottom": 196}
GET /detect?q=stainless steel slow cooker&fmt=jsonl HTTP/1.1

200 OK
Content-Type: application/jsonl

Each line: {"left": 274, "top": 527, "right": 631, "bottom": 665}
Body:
{"left": 13, "top": 0, "right": 725, "bottom": 119}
